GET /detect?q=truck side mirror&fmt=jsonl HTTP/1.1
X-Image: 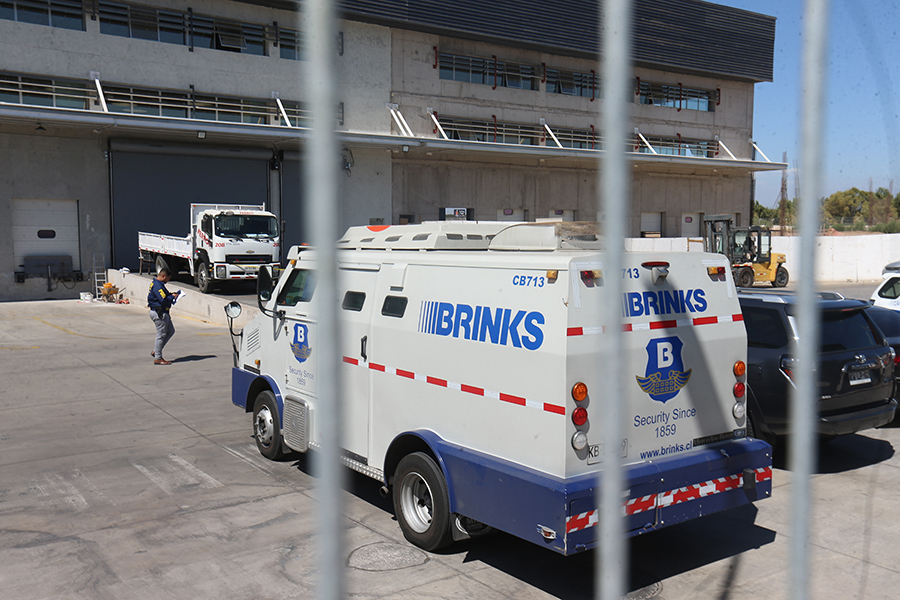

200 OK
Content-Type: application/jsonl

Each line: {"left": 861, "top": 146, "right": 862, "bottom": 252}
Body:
{"left": 258, "top": 266, "right": 273, "bottom": 303}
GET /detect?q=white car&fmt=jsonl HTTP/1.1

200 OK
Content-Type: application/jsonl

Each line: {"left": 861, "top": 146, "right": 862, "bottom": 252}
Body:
{"left": 871, "top": 275, "right": 900, "bottom": 310}
{"left": 883, "top": 260, "right": 900, "bottom": 275}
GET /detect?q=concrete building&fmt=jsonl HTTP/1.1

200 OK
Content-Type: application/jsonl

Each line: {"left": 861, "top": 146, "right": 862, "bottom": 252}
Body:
{"left": 0, "top": 0, "right": 781, "bottom": 300}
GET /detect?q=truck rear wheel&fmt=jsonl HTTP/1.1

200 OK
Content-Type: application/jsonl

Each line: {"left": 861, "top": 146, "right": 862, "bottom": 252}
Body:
{"left": 773, "top": 266, "right": 789, "bottom": 288}
{"left": 155, "top": 255, "right": 170, "bottom": 274}
{"left": 253, "top": 390, "right": 284, "bottom": 460}
{"left": 738, "top": 267, "right": 755, "bottom": 288}
{"left": 196, "top": 259, "right": 213, "bottom": 294}
{"left": 392, "top": 452, "right": 453, "bottom": 552}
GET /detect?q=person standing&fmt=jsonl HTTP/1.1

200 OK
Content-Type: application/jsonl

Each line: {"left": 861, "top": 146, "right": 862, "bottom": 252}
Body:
{"left": 148, "top": 268, "right": 181, "bottom": 365}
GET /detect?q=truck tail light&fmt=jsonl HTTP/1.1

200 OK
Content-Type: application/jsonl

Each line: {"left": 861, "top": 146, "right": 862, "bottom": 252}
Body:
{"left": 572, "top": 407, "right": 588, "bottom": 426}
{"left": 571, "top": 382, "right": 588, "bottom": 402}
{"left": 733, "top": 360, "right": 746, "bottom": 426}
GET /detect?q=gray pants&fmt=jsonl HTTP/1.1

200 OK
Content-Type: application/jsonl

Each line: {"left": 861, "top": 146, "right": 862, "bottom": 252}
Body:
{"left": 150, "top": 310, "right": 175, "bottom": 359}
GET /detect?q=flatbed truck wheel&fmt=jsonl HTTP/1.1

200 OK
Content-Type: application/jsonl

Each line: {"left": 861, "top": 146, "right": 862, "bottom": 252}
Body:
{"left": 155, "top": 255, "right": 170, "bottom": 275}
{"left": 196, "top": 259, "right": 213, "bottom": 294}
{"left": 393, "top": 452, "right": 453, "bottom": 552}
{"left": 253, "top": 390, "right": 284, "bottom": 460}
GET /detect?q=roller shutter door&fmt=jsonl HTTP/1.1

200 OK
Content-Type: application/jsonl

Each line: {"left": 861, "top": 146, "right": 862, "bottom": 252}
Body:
{"left": 109, "top": 148, "right": 268, "bottom": 269}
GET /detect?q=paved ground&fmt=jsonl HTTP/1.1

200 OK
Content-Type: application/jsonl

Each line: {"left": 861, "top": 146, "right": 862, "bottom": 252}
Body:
{"left": 1, "top": 297, "right": 899, "bottom": 599}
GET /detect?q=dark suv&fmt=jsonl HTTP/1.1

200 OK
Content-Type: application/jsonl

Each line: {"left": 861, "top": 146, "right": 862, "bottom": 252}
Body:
{"left": 739, "top": 291, "right": 897, "bottom": 445}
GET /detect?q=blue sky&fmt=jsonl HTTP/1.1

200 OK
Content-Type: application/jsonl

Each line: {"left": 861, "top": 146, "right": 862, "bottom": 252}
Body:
{"left": 713, "top": 0, "right": 900, "bottom": 206}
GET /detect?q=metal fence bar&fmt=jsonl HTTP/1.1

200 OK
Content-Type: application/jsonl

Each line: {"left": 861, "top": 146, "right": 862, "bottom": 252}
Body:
{"left": 304, "top": 0, "right": 345, "bottom": 598}
{"left": 597, "top": 0, "right": 631, "bottom": 598}
{"left": 792, "top": 1, "right": 830, "bottom": 599}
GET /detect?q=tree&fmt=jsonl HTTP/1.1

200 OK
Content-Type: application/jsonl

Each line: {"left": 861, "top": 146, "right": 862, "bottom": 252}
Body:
{"left": 821, "top": 188, "right": 868, "bottom": 225}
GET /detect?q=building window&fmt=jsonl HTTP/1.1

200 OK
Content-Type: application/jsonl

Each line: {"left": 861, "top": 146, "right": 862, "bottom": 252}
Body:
{"left": 438, "top": 53, "right": 539, "bottom": 91}
{"left": 638, "top": 80, "right": 715, "bottom": 112}
{"left": 443, "top": 118, "right": 540, "bottom": 145}
{"left": 0, "top": 73, "right": 90, "bottom": 109}
{"left": 546, "top": 68, "right": 597, "bottom": 98}
{"left": 278, "top": 27, "right": 303, "bottom": 60}
{"left": 552, "top": 127, "right": 597, "bottom": 149}
{"left": 637, "top": 135, "right": 716, "bottom": 158}
{"left": 97, "top": 0, "right": 271, "bottom": 56}
{"left": 0, "top": 0, "right": 83, "bottom": 30}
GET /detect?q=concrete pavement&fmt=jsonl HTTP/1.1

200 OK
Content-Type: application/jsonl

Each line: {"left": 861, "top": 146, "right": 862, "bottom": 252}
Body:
{"left": 1, "top": 298, "right": 899, "bottom": 599}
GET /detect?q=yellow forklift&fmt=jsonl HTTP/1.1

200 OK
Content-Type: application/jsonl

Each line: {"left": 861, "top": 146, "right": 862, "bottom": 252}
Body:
{"left": 703, "top": 215, "right": 788, "bottom": 288}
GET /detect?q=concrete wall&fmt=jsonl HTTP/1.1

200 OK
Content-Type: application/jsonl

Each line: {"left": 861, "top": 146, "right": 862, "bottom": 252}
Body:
{"left": 625, "top": 233, "right": 900, "bottom": 283}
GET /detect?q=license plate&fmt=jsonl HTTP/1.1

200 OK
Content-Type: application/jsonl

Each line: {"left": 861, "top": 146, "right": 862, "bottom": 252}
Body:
{"left": 849, "top": 370, "right": 871, "bottom": 385}
{"left": 587, "top": 444, "right": 602, "bottom": 465}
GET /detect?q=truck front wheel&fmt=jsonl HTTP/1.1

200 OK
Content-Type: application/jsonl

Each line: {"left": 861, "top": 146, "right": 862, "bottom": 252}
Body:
{"left": 392, "top": 452, "right": 453, "bottom": 552}
{"left": 738, "top": 267, "right": 755, "bottom": 288}
{"left": 253, "top": 390, "right": 284, "bottom": 460}
{"left": 196, "top": 259, "right": 213, "bottom": 294}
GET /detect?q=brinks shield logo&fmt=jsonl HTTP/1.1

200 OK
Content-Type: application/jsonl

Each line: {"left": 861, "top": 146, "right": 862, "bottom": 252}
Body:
{"left": 636, "top": 336, "right": 691, "bottom": 403}
{"left": 290, "top": 323, "right": 312, "bottom": 364}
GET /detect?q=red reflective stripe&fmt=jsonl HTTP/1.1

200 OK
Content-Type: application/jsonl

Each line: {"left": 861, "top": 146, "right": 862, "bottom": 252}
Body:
{"left": 625, "top": 495, "right": 656, "bottom": 515}
{"left": 544, "top": 403, "right": 566, "bottom": 415}
{"left": 342, "top": 356, "right": 358, "bottom": 365}
{"left": 622, "top": 323, "right": 633, "bottom": 332}
{"left": 756, "top": 467, "right": 772, "bottom": 482}
{"left": 566, "top": 513, "right": 592, "bottom": 533}
{"left": 396, "top": 369, "right": 415, "bottom": 379}
{"left": 368, "top": 362, "right": 385, "bottom": 372}
{"left": 650, "top": 319, "right": 678, "bottom": 330}
{"left": 426, "top": 376, "right": 448, "bottom": 387}
{"left": 567, "top": 327, "right": 583, "bottom": 336}
{"left": 499, "top": 393, "right": 526, "bottom": 406}
{"left": 715, "top": 476, "right": 741, "bottom": 493}
{"left": 461, "top": 384, "right": 484, "bottom": 396}
{"left": 693, "top": 316, "right": 718, "bottom": 325}
{"left": 732, "top": 313, "right": 744, "bottom": 322}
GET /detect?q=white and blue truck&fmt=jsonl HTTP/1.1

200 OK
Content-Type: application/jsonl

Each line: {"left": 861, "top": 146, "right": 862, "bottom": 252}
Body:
{"left": 228, "top": 221, "right": 772, "bottom": 555}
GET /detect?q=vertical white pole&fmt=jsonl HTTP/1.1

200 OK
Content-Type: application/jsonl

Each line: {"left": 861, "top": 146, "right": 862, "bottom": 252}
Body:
{"left": 792, "top": 1, "right": 830, "bottom": 599}
{"left": 598, "top": 1, "right": 631, "bottom": 599}
{"left": 305, "top": 0, "right": 345, "bottom": 598}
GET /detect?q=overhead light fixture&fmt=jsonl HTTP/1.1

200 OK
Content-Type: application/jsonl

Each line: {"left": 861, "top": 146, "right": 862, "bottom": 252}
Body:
{"left": 35, "top": 123, "right": 46, "bottom": 131}
{"left": 197, "top": 131, "right": 206, "bottom": 139}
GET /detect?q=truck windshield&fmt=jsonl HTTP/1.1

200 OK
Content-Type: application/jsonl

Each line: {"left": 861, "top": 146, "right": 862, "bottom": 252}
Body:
{"left": 214, "top": 215, "right": 278, "bottom": 239}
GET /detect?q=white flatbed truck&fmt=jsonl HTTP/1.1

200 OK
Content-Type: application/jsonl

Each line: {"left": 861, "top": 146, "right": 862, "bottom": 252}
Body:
{"left": 139, "top": 203, "right": 280, "bottom": 293}
{"left": 228, "top": 221, "right": 772, "bottom": 555}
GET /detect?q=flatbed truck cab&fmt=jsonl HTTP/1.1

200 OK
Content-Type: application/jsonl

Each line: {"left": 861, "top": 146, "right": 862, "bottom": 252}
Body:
{"left": 230, "top": 221, "right": 772, "bottom": 555}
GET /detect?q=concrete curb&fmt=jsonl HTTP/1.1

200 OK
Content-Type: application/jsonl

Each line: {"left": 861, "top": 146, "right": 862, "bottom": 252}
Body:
{"left": 105, "top": 269, "right": 260, "bottom": 328}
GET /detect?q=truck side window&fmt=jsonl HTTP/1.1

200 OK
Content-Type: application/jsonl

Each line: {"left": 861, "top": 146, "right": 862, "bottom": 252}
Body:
{"left": 277, "top": 269, "right": 317, "bottom": 306}
{"left": 382, "top": 296, "right": 408, "bottom": 318}
{"left": 342, "top": 291, "right": 366, "bottom": 311}
{"left": 202, "top": 215, "right": 212, "bottom": 237}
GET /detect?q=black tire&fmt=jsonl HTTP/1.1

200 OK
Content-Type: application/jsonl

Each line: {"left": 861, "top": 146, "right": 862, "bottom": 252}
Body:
{"left": 392, "top": 452, "right": 453, "bottom": 552}
{"left": 155, "top": 254, "right": 170, "bottom": 275}
{"left": 773, "top": 266, "right": 789, "bottom": 288}
{"left": 196, "top": 259, "right": 213, "bottom": 294}
{"left": 738, "top": 267, "right": 755, "bottom": 288}
{"left": 253, "top": 390, "right": 284, "bottom": 460}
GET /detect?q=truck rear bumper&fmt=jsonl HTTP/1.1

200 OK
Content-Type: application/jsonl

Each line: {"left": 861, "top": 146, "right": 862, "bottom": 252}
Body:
{"left": 431, "top": 435, "right": 772, "bottom": 556}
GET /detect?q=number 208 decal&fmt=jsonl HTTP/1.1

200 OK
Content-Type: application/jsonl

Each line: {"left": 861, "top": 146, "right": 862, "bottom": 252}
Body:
{"left": 512, "top": 274, "right": 545, "bottom": 287}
